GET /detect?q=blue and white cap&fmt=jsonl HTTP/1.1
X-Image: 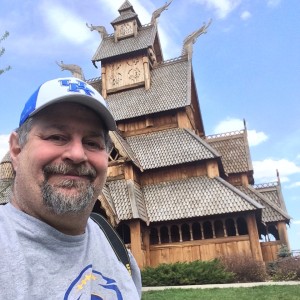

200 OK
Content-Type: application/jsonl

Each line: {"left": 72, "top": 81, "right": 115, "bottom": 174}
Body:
{"left": 19, "top": 77, "right": 116, "bottom": 130}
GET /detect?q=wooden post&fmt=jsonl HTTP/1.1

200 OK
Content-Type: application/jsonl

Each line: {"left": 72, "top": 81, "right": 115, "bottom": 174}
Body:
{"left": 124, "top": 164, "right": 134, "bottom": 180}
{"left": 130, "top": 220, "right": 144, "bottom": 268}
{"left": 101, "top": 66, "right": 107, "bottom": 99}
{"left": 277, "top": 221, "right": 290, "bottom": 250}
{"left": 241, "top": 174, "right": 249, "bottom": 187}
{"left": 143, "top": 57, "right": 150, "bottom": 90}
{"left": 206, "top": 160, "right": 219, "bottom": 178}
{"left": 177, "top": 110, "right": 191, "bottom": 129}
{"left": 246, "top": 213, "right": 263, "bottom": 261}
{"left": 143, "top": 227, "right": 151, "bottom": 267}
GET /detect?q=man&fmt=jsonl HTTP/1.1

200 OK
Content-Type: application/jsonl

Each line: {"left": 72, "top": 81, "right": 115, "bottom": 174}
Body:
{"left": 0, "top": 77, "right": 142, "bottom": 299}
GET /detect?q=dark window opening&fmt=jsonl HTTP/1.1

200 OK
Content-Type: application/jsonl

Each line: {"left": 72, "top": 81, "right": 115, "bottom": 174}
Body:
{"left": 182, "top": 223, "right": 190, "bottom": 241}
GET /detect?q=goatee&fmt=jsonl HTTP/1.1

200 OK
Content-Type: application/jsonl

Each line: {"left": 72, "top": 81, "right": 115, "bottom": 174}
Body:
{"left": 41, "top": 163, "right": 100, "bottom": 214}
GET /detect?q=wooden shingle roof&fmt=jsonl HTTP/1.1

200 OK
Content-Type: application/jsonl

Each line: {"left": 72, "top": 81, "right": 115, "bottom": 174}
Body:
{"left": 237, "top": 185, "right": 290, "bottom": 223}
{"left": 118, "top": 1, "right": 133, "bottom": 12}
{"left": 126, "top": 128, "right": 220, "bottom": 170}
{"left": 206, "top": 130, "right": 253, "bottom": 175}
{"left": 109, "top": 131, "right": 143, "bottom": 170}
{"left": 0, "top": 152, "right": 13, "bottom": 204}
{"left": 142, "top": 176, "right": 263, "bottom": 222}
{"left": 254, "top": 182, "right": 288, "bottom": 213}
{"left": 103, "top": 176, "right": 263, "bottom": 223}
{"left": 104, "top": 179, "right": 148, "bottom": 223}
{"left": 92, "top": 24, "right": 156, "bottom": 62}
{"left": 107, "top": 57, "right": 191, "bottom": 121}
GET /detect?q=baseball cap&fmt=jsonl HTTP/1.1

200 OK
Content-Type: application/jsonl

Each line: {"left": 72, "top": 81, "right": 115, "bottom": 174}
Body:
{"left": 19, "top": 77, "right": 116, "bottom": 130}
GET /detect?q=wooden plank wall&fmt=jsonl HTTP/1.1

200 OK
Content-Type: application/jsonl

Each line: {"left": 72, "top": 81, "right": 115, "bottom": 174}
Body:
{"left": 140, "top": 162, "right": 207, "bottom": 185}
{"left": 148, "top": 236, "right": 252, "bottom": 267}
{"left": 260, "top": 241, "right": 281, "bottom": 262}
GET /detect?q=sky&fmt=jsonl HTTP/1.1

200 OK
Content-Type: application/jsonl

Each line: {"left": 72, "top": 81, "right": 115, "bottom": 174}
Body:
{"left": 0, "top": 0, "right": 299, "bottom": 251}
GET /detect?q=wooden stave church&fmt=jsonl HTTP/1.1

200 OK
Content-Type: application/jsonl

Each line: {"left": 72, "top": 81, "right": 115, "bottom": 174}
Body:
{"left": 0, "top": 1, "right": 291, "bottom": 268}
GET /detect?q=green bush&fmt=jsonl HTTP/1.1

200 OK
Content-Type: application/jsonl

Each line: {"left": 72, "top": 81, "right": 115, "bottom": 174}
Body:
{"left": 277, "top": 244, "right": 292, "bottom": 258}
{"left": 220, "top": 254, "right": 267, "bottom": 282}
{"left": 141, "top": 259, "right": 235, "bottom": 286}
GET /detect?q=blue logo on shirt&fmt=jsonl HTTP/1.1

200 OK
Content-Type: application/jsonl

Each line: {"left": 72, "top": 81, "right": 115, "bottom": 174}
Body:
{"left": 64, "top": 265, "right": 123, "bottom": 300}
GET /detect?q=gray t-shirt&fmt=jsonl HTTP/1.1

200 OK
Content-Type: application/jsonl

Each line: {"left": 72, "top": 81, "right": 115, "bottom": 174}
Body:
{"left": 0, "top": 203, "right": 141, "bottom": 299}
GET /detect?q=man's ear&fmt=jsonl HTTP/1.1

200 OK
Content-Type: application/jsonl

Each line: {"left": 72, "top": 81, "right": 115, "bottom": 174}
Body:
{"left": 9, "top": 132, "right": 21, "bottom": 172}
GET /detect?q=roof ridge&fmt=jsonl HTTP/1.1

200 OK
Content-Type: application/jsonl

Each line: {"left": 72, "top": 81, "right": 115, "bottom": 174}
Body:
{"left": 216, "top": 177, "right": 264, "bottom": 210}
{"left": 155, "top": 55, "right": 188, "bottom": 67}
{"left": 184, "top": 128, "right": 221, "bottom": 158}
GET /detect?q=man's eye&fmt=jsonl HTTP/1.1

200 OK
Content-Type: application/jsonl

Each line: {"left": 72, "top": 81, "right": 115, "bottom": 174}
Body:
{"left": 47, "top": 135, "right": 67, "bottom": 142}
{"left": 85, "top": 141, "right": 105, "bottom": 150}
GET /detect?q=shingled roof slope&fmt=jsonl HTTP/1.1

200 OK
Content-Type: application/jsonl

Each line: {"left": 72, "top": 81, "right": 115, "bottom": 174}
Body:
{"left": 126, "top": 128, "right": 220, "bottom": 170}
{"left": 118, "top": 1, "right": 133, "bottom": 11}
{"left": 0, "top": 180, "right": 12, "bottom": 204}
{"left": 92, "top": 24, "right": 156, "bottom": 62}
{"left": 109, "top": 131, "right": 143, "bottom": 170}
{"left": 107, "top": 57, "right": 190, "bottom": 121}
{"left": 254, "top": 182, "right": 288, "bottom": 212}
{"left": 111, "top": 11, "right": 138, "bottom": 25}
{"left": 0, "top": 152, "right": 13, "bottom": 204}
{"left": 105, "top": 179, "right": 148, "bottom": 223}
{"left": 143, "top": 176, "right": 263, "bottom": 222}
{"left": 206, "top": 130, "right": 253, "bottom": 174}
{"left": 237, "top": 185, "right": 290, "bottom": 223}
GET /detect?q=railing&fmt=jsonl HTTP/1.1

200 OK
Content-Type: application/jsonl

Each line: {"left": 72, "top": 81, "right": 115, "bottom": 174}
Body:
{"left": 254, "top": 182, "right": 278, "bottom": 189}
{"left": 292, "top": 249, "right": 300, "bottom": 257}
{"left": 205, "top": 130, "right": 245, "bottom": 139}
{"left": 86, "top": 77, "right": 101, "bottom": 83}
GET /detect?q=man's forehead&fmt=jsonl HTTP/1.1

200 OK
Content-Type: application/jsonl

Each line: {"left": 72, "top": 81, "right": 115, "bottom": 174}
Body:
{"left": 32, "top": 103, "right": 107, "bottom": 133}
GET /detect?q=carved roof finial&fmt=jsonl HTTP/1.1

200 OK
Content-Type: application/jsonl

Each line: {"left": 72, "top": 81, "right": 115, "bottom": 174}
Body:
{"left": 151, "top": 0, "right": 173, "bottom": 25}
{"left": 243, "top": 118, "right": 247, "bottom": 130}
{"left": 55, "top": 61, "right": 85, "bottom": 80}
{"left": 276, "top": 169, "right": 281, "bottom": 184}
{"left": 86, "top": 23, "right": 108, "bottom": 39}
{"left": 182, "top": 19, "right": 212, "bottom": 59}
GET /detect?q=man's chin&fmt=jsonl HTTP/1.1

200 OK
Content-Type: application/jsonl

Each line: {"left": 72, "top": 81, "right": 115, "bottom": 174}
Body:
{"left": 41, "top": 181, "right": 96, "bottom": 214}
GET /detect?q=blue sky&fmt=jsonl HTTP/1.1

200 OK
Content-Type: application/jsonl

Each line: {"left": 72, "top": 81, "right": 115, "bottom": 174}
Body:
{"left": 0, "top": 0, "right": 299, "bottom": 251}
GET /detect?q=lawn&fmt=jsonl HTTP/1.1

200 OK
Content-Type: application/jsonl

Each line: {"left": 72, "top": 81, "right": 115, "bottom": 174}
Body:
{"left": 142, "top": 285, "right": 300, "bottom": 300}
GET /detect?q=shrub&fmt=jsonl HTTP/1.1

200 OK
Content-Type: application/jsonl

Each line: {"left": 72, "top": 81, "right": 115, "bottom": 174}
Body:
{"left": 277, "top": 244, "right": 292, "bottom": 258}
{"left": 141, "top": 259, "right": 235, "bottom": 286}
{"left": 268, "top": 256, "right": 300, "bottom": 281}
{"left": 220, "top": 254, "right": 267, "bottom": 282}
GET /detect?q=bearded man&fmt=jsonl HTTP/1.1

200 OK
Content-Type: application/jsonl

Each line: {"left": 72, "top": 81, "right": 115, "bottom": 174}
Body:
{"left": 0, "top": 77, "right": 141, "bottom": 299}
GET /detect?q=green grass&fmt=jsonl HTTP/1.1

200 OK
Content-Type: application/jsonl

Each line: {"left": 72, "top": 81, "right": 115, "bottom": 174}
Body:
{"left": 142, "top": 285, "right": 300, "bottom": 300}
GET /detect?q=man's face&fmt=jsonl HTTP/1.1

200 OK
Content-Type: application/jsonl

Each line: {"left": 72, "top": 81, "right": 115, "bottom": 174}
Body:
{"left": 10, "top": 102, "right": 109, "bottom": 217}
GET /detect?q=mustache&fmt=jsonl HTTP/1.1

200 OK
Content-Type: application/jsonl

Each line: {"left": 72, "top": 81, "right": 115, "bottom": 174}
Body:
{"left": 43, "top": 163, "right": 97, "bottom": 179}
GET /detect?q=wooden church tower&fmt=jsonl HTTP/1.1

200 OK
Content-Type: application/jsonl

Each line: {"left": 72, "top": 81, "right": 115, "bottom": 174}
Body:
{"left": 0, "top": 0, "right": 291, "bottom": 268}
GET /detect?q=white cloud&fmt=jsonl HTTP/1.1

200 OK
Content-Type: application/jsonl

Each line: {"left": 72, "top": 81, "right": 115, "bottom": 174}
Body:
{"left": 292, "top": 220, "right": 300, "bottom": 225}
{"left": 39, "top": 2, "right": 92, "bottom": 45}
{"left": 253, "top": 159, "right": 300, "bottom": 183}
{"left": 266, "top": 0, "right": 282, "bottom": 7}
{"left": 195, "top": 0, "right": 241, "bottom": 19}
{"left": 213, "top": 117, "right": 244, "bottom": 132}
{"left": 240, "top": 10, "right": 251, "bottom": 20}
{"left": 0, "top": 135, "right": 10, "bottom": 160}
{"left": 247, "top": 130, "right": 268, "bottom": 146}
{"left": 213, "top": 118, "right": 268, "bottom": 146}
{"left": 286, "top": 182, "right": 300, "bottom": 189}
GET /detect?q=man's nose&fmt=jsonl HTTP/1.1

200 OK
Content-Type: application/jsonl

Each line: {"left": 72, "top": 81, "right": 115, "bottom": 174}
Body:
{"left": 62, "top": 139, "right": 87, "bottom": 164}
